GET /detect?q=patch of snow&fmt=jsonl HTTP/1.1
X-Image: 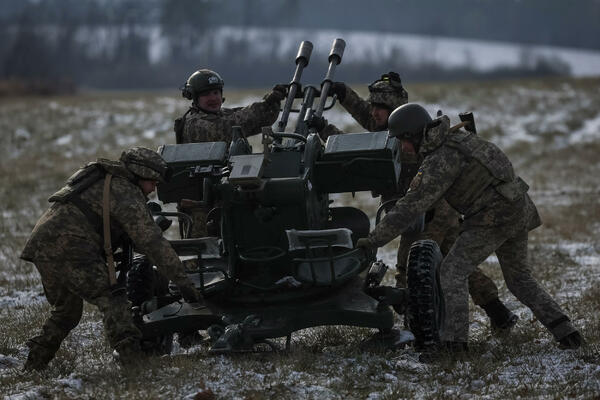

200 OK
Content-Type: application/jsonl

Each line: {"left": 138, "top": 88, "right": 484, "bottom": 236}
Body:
{"left": 55, "top": 134, "right": 73, "bottom": 146}
{"left": 0, "top": 290, "right": 45, "bottom": 308}
{"left": 4, "top": 388, "right": 45, "bottom": 400}
{"left": 56, "top": 374, "right": 83, "bottom": 391}
{"left": 0, "top": 355, "right": 20, "bottom": 370}
{"left": 14, "top": 128, "right": 31, "bottom": 141}
{"left": 143, "top": 129, "right": 156, "bottom": 139}
{"left": 570, "top": 113, "right": 600, "bottom": 144}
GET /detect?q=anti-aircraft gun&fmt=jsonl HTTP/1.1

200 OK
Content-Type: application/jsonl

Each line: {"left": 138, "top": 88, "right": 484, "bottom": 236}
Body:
{"left": 128, "top": 39, "right": 444, "bottom": 354}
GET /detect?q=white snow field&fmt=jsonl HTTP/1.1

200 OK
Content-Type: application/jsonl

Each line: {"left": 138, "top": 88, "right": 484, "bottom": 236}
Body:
{"left": 1, "top": 77, "right": 599, "bottom": 399}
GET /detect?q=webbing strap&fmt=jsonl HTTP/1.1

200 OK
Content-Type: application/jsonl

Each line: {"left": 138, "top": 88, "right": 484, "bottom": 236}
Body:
{"left": 102, "top": 174, "right": 116, "bottom": 286}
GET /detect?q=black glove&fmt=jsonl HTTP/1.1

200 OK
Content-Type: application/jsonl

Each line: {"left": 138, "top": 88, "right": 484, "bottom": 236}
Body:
{"left": 306, "top": 115, "right": 327, "bottom": 133}
{"left": 265, "top": 84, "right": 288, "bottom": 104}
{"left": 179, "top": 284, "right": 201, "bottom": 304}
{"left": 356, "top": 237, "right": 376, "bottom": 251}
{"left": 330, "top": 82, "right": 346, "bottom": 102}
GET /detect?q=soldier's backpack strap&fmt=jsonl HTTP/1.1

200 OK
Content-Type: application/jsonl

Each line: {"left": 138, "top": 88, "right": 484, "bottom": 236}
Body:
{"left": 174, "top": 107, "right": 193, "bottom": 144}
{"left": 102, "top": 173, "right": 117, "bottom": 288}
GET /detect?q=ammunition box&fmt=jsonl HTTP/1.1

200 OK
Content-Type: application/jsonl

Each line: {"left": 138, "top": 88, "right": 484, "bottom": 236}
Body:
{"left": 157, "top": 142, "right": 228, "bottom": 203}
{"left": 313, "top": 131, "right": 401, "bottom": 194}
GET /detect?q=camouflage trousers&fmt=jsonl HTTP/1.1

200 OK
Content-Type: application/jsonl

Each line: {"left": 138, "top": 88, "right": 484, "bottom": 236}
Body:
{"left": 26, "top": 258, "right": 142, "bottom": 366}
{"left": 439, "top": 222, "right": 576, "bottom": 343}
{"left": 396, "top": 200, "right": 499, "bottom": 307}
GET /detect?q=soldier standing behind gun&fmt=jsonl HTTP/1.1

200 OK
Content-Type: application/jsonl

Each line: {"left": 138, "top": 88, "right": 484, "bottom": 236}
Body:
{"left": 357, "top": 104, "right": 584, "bottom": 355}
{"left": 311, "top": 73, "right": 517, "bottom": 330}
{"left": 20, "top": 147, "right": 201, "bottom": 371}
{"left": 174, "top": 69, "right": 287, "bottom": 237}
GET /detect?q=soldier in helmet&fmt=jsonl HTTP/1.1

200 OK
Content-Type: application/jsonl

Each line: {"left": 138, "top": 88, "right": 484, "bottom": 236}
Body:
{"left": 175, "top": 68, "right": 287, "bottom": 144}
{"left": 20, "top": 147, "right": 201, "bottom": 371}
{"left": 174, "top": 69, "right": 287, "bottom": 238}
{"left": 357, "top": 104, "right": 584, "bottom": 355}
{"left": 311, "top": 73, "right": 516, "bottom": 331}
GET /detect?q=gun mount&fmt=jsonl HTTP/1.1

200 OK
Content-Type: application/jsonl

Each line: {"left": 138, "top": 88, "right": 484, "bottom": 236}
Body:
{"left": 130, "top": 40, "right": 444, "bottom": 355}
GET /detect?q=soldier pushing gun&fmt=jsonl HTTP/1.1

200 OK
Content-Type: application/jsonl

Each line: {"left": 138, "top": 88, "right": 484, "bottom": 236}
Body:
{"left": 21, "top": 147, "right": 201, "bottom": 370}
{"left": 357, "top": 104, "right": 584, "bottom": 358}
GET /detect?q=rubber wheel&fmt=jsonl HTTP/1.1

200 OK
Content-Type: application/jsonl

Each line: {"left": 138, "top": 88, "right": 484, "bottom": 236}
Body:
{"left": 406, "top": 239, "right": 444, "bottom": 350}
{"left": 126, "top": 256, "right": 173, "bottom": 355}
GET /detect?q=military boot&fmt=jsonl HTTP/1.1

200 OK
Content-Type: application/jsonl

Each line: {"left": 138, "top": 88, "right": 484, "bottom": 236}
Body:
{"left": 113, "top": 337, "right": 146, "bottom": 368}
{"left": 481, "top": 299, "right": 518, "bottom": 331}
{"left": 418, "top": 341, "right": 469, "bottom": 363}
{"left": 558, "top": 331, "right": 585, "bottom": 350}
{"left": 23, "top": 340, "right": 56, "bottom": 372}
{"left": 549, "top": 317, "right": 584, "bottom": 350}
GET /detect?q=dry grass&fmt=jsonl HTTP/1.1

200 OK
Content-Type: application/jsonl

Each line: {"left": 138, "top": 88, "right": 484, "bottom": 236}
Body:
{"left": 1, "top": 77, "right": 600, "bottom": 399}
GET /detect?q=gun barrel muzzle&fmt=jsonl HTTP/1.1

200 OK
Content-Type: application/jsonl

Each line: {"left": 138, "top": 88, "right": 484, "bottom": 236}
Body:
{"left": 328, "top": 38, "right": 346, "bottom": 64}
{"left": 296, "top": 41, "right": 313, "bottom": 66}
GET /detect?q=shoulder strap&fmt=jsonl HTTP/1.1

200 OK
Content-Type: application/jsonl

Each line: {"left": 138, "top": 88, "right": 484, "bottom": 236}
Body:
{"left": 174, "top": 107, "right": 194, "bottom": 144}
{"left": 102, "top": 174, "right": 117, "bottom": 287}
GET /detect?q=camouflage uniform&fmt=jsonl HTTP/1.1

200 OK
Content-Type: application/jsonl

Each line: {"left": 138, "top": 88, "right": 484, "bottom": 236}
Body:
{"left": 178, "top": 94, "right": 282, "bottom": 237}
{"left": 21, "top": 154, "right": 197, "bottom": 369}
{"left": 319, "top": 85, "right": 391, "bottom": 140}
{"left": 180, "top": 96, "right": 281, "bottom": 144}
{"left": 366, "top": 116, "right": 578, "bottom": 344}
{"left": 323, "top": 80, "right": 500, "bottom": 308}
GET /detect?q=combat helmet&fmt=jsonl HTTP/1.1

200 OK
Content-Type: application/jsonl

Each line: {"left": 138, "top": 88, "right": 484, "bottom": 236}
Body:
{"left": 367, "top": 72, "right": 408, "bottom": 110}
{"left": 181, "top": 69, "right": 224, "bottom": 101}
{"left": 387, "top": 103, "right": 432, "bottom": 142}
{"left": 120, "top": 147, "right": 172, "bottom": 183}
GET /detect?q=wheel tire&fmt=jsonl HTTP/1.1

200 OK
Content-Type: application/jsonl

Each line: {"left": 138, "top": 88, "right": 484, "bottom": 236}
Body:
{"left": 126, "top": 256, "right": 173, "bottom": 355}
{"left": 406, "top": 239, "right": 444, "bottom": 350}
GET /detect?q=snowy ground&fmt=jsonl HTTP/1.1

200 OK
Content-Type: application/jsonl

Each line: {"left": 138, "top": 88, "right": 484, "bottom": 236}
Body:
{"left": 1, "top": 77, "right": 599, "bottom": 399}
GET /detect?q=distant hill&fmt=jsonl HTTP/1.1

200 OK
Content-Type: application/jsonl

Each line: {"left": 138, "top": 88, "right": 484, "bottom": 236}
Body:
{"left": 1, "top": 0, "right": 599, "bottom": 50}
{"left": 1, "top": 0, "right": 599, "bottom": 90}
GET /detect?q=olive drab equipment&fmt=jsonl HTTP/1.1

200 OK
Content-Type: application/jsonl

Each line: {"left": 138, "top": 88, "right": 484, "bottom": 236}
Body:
{"left": 131, "top": 40, "right": 445, "bottom": 356}
{"left": 181, "top": 69, "right": 225, "bottom": 101}
{"left": 387, "top": 103, "right": 433, "bottom": 141}
{"left": 443, "top": 129, "right": 530, "bottom": 205}
{"left": 120, "top": 147, "right": 172, "bottom": 183}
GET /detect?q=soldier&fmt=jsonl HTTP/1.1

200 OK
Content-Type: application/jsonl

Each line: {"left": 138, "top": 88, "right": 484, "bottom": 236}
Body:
{"left": 314, "top": 71, "right": 409, "bottom": 140}
{"left": 174, "top": 68, "right": 287, "bottom": 238}
{"left": 20, "top": 147, "right": 201, "bottom": 371}
{"left": 311, "top": 73, "right": 516, "bottom": 330}
{"left": 175, "top": 68, "right": 286, "bottom": 145}
{"left": 357, "top": 104, "right": 584, "bottom": 353}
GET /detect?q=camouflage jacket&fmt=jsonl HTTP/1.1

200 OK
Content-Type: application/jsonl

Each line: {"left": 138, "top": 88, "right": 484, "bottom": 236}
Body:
{"left": 367, "top": 116, "right": 541, "bottom": 247}
{"left": 180, "top": 96, "right": 280, "bottom": 144}
{"left": 320, "top": 86, "right": 380, "bottom": 140}
{"left": 21, "top": 173, "right": 193, "bottom": 288}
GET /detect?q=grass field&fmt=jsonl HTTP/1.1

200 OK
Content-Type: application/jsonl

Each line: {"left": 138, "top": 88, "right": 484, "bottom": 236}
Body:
{"left": 1, "top": 77, "right": 600, "bottom": 399}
